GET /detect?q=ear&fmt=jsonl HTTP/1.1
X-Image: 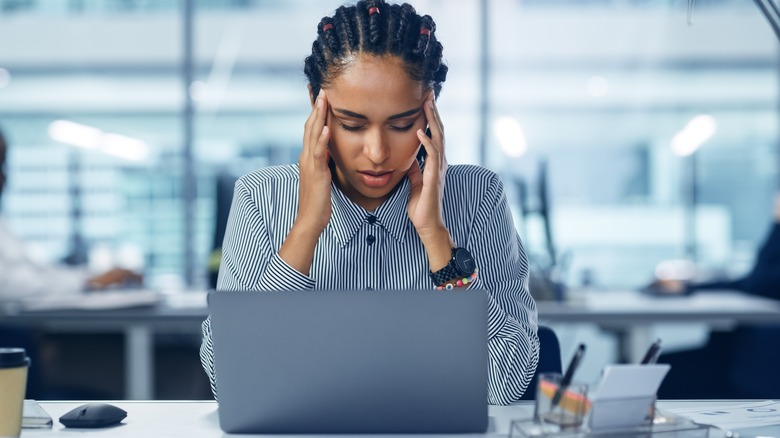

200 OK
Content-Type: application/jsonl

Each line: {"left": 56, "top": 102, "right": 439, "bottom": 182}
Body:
{"left": 308, "top": 84, "right": 316, "bottom": 108}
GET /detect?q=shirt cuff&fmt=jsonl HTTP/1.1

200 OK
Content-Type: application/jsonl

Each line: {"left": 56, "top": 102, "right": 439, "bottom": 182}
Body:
{"left": 257, "top": 253, "right": 316, "bottom": 290}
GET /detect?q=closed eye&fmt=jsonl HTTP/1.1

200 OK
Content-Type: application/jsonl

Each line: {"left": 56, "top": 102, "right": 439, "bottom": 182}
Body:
{"left": 390, "top": 123, "right": 415, "bottom": 132}
{"left": 338, "top": 121, "right": 365, "bottom": 132}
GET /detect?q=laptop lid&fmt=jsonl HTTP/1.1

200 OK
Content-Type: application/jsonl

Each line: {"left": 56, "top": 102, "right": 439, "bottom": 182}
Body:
{"left": 208, "top": 289, "right": 488, "bottom": 434}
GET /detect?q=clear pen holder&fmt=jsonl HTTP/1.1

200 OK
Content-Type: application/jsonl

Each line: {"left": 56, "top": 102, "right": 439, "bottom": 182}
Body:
{"left": 511, "top": 373, "right": 712, "bottom": 437}
{"left": 533, "top": 373, "right": 590, "bottom": 432}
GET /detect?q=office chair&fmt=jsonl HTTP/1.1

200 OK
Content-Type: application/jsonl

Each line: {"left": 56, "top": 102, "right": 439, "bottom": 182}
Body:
{"left": 519, "top": 325, "right": 562, "bottom": 401}
{"left": 209, "top": 172, "right": 238, "bottom": 289}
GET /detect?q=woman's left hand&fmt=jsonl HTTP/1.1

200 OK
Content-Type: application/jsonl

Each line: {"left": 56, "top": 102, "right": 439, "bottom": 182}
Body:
{"left": 407, "top": 94, "right": 453, "bottom": 271}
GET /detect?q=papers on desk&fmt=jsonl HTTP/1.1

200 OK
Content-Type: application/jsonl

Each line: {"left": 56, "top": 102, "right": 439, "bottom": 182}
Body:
{"left": 587, "top": 364, "right": 670, "bottom": 431}
{"left": 18, "top": 289, "right": 161, "bottom": 311}
{"left": 668, "top": 400, "right": 780, "bottom": 432}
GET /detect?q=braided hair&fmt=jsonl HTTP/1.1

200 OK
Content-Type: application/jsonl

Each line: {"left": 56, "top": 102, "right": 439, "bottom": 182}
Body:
{"left": 304, "top": 0, "right": 448, "bottom": 100}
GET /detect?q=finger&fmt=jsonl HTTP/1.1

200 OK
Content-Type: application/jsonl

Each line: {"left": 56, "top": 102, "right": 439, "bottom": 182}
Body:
{"left": 417, "top": 128, "right": 441, "bottom": 173}
{"left": 430, "top": 94, "right": 444, "bottom": 133}
{"left": 422, "top": 99, "right": 444, "bottom": 156}
{"left": 424, "top": 93, "right": 443, "bottom": 137}
{"left": 313, "top": 125, "right": 331, "bottom": 165}
{"left": 417, "top": 128, "right": 434, "bottom": 153}
{"left": 406, "top": 157, "right": 423, "bottom": 188}
{"left": 303, "top": 91, "right": 325, "bottom": 151}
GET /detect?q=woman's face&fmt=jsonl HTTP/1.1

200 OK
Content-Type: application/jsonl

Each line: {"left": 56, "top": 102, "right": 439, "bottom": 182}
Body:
{"left": 319, "top": 54, "right": 429, "bottom": 211}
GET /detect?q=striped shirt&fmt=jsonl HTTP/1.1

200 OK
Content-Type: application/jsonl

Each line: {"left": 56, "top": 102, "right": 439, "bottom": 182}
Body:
{"left": 200, "top": 163, "right": 539, "bottom": 405}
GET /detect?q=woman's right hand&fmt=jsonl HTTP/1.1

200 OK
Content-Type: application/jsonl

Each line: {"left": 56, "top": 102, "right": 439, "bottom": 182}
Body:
{"left": 297, "top": 91, "right": 332, "bottom": 234}
{"left": 278, "top": 91, "right": 332, "bottom": 276}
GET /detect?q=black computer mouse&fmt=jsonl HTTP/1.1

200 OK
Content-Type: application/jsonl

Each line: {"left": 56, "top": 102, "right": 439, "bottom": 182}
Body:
{"left": 59, "top": 403, "right": 127, "bottom": 428}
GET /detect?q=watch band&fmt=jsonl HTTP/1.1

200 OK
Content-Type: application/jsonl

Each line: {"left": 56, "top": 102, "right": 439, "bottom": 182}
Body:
{"left": 429, "top": 262, "right": 460, "bottom": 286}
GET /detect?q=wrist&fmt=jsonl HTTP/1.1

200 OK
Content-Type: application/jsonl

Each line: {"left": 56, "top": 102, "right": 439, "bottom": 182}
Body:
{"left": 418, "top": 226, "right": 454, "bottom": 271}
{"left": 291, "top": 216, "right": 328, "bottom": 240}
{"left": 279, "top": 221, "right": 323, "bottom": 277}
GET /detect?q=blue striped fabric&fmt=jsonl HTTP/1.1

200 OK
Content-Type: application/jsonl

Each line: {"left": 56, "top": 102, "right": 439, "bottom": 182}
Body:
{"left": 200, "top": 163, "right": 539, "bottom": 405}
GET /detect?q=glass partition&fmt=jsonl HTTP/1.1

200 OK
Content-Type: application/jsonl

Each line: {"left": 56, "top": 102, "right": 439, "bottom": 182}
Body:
{"left": 1, "top": 0, "right": 776, "bottom": 290}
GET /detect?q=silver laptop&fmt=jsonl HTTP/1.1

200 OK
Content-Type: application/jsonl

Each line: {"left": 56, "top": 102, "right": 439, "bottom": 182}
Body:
{"left": 208, "top": 289, "right": 488, "bottom": 434}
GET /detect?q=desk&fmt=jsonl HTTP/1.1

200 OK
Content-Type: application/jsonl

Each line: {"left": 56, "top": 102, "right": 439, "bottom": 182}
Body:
{"left": 24, "top": 400, "right": 780, "bottom": 437}
{"left": 4, "top": 290, "right": 780, "bottom": 400}
{"left": 537, "top": 289, "right": 780, "bottom": 362}
{"left": 1, "top": 296, "right": 207, "bottom": 400}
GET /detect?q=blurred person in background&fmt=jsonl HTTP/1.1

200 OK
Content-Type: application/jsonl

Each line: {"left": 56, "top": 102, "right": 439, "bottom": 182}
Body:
{"left": 0, "top": 128, "right": 142, "bottom": 302}
{"left": 657, "top": 195, "right": 780, "bottom": 398}
{"left": 0, "top": 127, "right": 142, "bottom": 398}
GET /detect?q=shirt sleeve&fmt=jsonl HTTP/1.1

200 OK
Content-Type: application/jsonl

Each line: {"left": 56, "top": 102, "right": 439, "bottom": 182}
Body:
{"left": 216, "top": 179, "right": 315, "bottom": 292}
{"left": 742, "top": 222, "right": 780, "bottom": 299}
{"left": 693, "top": 222, "right": 780, "bottom": 299}
{"left": 0, "top": 220, "right": 89, "bottom": 302}
{"left": 465, "top": 174, "right": 540, "bottom": 405}
{"left": 200, "top": 178, "right": 316, "bottom": 399}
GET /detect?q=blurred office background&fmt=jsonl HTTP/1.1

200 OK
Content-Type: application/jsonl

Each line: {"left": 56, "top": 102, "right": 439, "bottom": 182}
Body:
{"left": 0, "top": 0, "right": 777, "bottom": 398}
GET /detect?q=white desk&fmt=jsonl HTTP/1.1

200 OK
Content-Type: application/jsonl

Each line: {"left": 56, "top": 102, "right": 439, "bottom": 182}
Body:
{"left": 29, "top": 401, "right": 522, "bottom": 437}
{"left": 26, "top": 400, "right": 780, "bottom": 437}
{"left": 5, "top": 290, "right": 780, "bottom": 400}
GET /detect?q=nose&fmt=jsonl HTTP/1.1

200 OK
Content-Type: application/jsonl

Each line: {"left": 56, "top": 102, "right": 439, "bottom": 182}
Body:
{"left": 363, "top": 128, "right": 390, "bottom": 165}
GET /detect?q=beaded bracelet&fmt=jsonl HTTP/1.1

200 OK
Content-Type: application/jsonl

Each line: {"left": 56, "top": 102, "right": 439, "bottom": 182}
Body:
{"left": 435, "top": 268, "right": 479, "bottom": 291}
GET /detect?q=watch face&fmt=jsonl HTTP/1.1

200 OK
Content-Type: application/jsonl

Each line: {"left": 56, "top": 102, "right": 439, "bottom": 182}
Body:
{"left": 453, "top": 248, "right": 476, "bottom": 275}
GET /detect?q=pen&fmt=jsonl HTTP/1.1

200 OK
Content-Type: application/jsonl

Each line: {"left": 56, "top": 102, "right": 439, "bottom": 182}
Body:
{"left": 551, "top": 343, "right": 586, "bottom": 409}
{"left": 640, "top": 338, "right": 662, "bottom": 365}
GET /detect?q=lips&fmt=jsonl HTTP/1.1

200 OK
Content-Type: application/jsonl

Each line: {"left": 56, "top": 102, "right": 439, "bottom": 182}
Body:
{"left": 359, "top": 170, "right": 393, "bottom": 188}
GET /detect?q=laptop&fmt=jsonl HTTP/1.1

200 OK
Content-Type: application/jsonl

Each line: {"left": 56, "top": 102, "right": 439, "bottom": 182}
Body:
{"left": 207, "top": 289, "right": 489, "bottom": 434}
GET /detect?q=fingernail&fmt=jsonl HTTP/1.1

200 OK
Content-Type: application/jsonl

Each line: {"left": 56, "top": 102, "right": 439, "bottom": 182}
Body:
{"left": 428, "top": 99, "right": 434, "bottom": 108}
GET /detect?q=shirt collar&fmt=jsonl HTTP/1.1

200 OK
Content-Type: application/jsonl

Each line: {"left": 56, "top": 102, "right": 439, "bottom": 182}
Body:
{"left": 328, "top": 177, "right": 411, "bottom": 247}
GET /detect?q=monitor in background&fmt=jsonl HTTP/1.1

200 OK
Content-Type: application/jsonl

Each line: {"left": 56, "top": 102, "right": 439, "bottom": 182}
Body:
{"left": 516, "top": 158, "right": 555, "bottom": 267}
{"left": 516, "top": 158, "right": 566, "bottom": 301}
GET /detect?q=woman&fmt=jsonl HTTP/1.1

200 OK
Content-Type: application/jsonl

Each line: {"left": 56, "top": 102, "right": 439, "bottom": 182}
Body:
{"left": 200, "top": 0, "right": 539, "bottom": 405}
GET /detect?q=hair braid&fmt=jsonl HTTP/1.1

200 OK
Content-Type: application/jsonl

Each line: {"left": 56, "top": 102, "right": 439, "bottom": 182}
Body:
{"left": 334, "top": 5, "right": 358, "bottom": 53}
{"left": 304, "top": 0, "right": 448, "bottom": 100}
{"left": 318, "top": 16, "right": 340, "bottom": 57}
{"left": 414, "top": 14, "right": 434, "bottom": 57}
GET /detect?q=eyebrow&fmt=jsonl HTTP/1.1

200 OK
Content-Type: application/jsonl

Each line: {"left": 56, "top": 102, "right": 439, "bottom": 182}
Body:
{"left": 332, "top": 107, "right": 421, "bottom": 121}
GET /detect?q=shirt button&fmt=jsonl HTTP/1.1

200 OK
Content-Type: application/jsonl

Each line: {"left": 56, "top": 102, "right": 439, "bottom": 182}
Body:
{"left": 366, "top": 215, "right": 377, "bottom": 224}
{"left": 366, "top": 235, "right": 376, "bottom": 245}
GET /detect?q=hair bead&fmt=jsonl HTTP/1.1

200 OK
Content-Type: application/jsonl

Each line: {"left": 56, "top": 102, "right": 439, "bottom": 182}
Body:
{"left": 419, "top": 28, "right": 430, "bottom": 36}
{"left": 322, "top": 23, "right": 334, "bottom": 31}
{"left": 368, "top": 6, "right": 380, "bottom": 15}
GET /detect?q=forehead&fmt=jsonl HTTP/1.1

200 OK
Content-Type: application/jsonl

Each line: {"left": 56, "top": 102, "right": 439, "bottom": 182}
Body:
{"left": 326, "top": 55, "right": 426, "bottom": 117}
